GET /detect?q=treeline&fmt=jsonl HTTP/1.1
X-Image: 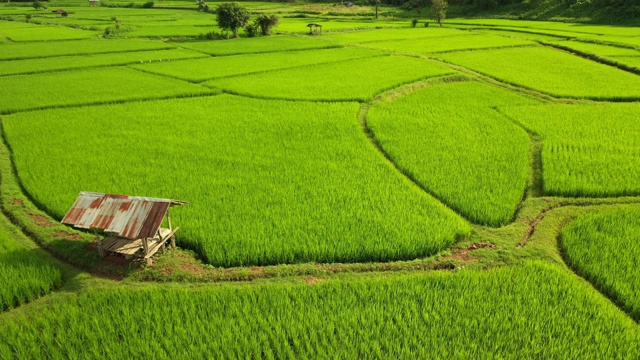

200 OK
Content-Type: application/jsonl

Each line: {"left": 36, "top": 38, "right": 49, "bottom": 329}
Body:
{"left": 383, "top": 0, "right": 638, "bottom": 22}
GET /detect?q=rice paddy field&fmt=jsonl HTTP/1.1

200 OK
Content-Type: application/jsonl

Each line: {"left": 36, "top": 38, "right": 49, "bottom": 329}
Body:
{"left": 1, "top": 0, "right": 639, "bottom": 357}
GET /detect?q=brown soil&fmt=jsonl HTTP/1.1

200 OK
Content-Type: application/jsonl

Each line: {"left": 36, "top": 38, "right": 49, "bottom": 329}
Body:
{"left": 28, "top": 214, "right": 54, "bottom": 227}
{"left": 301, "top": 276, "right": 326, "bottom": 285}
{"left": 519, "top": 208, "right": 552, "bottom": 247}
{"left": 10, "top": 198, "right": 23, "bottom": 206}
{"left": 447, "top": 242, "right": 496, "bottom": 262}
{"left": 53, "top": 230, "right": 82, "bottom": 240}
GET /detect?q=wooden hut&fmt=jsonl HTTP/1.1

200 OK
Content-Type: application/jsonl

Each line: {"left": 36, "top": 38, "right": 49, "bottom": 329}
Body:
{"left": 307, "top": 23, "right": 322, "bottom": 35}
{"left": 88, "top": 0, "right": 100, "bottom": 7}
{"left": 62, "top": 192, "right": 186, "bottom": 264}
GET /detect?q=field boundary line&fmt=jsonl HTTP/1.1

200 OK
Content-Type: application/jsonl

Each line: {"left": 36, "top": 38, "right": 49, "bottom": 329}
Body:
{"left": 358, "top": 101, "right": 471, "bottom": 224}
{"left": 0, "top": 91, "right": 221, "bottom": 116}
{"left": 540, "top": 41, "right": 640, "bottom": 76}
{"left": 0, "top": 45, "right": 178, "bottom": 62}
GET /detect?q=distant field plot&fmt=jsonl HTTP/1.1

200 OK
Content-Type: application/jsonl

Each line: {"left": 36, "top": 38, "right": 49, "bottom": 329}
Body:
{"left": 0, "top": 24, "right": 97, "bottom": 41}
{"left": 1, "top": 263, "right": 639, "bottom": 358}
{"left": 0, "top": 67, "right": 213, "bottom": 113}
{"left": 0, "top": 214, "right": 61, "bottom": 311}
{"left": 0, "top": 49, "right": 206, "bottom": 76}
{"left": 439, "top": 47, "right": 640, "bottom": 99}
{"left": 475, "top": 29, "right": 572, "bottom": 42}
{"left": 125, "top": 25, "right": 219, "bottom": 38}
{"left": 613, "top": 56, "right": 640, "bottom": 68}
{"left": 555, "top": 40, "right": 640, "bottom": 56}
{"left": 501, "top": 103, "right": 640, "bottom": 197}
{"left": 447, "top": 19, "right": 640, "bottom": 37}
{"left": 363, "top": 34, "right": 536, "bottom": 54}
{"left": 0, "top": 39, "right": 174, "bottom": 60}
{"left": 322, "top": 27, "right": 467, "bottom": 44}
{"left": 368, "top": 81, "right": 534, "bottom": 226}
{"left": 179, "top": 35, "right": 339, "bottom": 56}
{"left": 132, "top": 47, "right": 382, "bottom": 82}
{"left": 4, "top": 95, "right": 469, "bottom": 267}
{"left": 277, "top": 18, "right": 405, "bottom": 33}
{"left": 562, "top": 206, "right": 640, "bottom": 321}
{"left": 207, "top": 56, "right": 455, "bottom": 101}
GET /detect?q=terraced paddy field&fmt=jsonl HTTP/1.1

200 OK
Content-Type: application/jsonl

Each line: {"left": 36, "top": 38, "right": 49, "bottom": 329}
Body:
{"left": 1, "top": 1, "right": 639, "bottom": 357}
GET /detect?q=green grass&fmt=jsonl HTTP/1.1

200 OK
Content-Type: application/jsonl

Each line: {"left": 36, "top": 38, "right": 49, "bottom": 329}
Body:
{"left": 500, "top": 103, "right": 640, "bottom": 197}
{"left": 0, "top": 39, "right": 174, "bottom": 60}
{"left": 1, "top": 263, "right": 639, "bottom": 358}
{"left": 0, "top": 67, "right": 214, "bottom": 114}
{"left": 125, "top": 25, "right": 220, "bottom": 38}
{"left": 3, "top": 95, "right": 469, "bottom": 267}
{"left": 562, "top": 206, "right": 640, "bottom": 321}
{"left": 364, "top": 34, "right": 536, "bottom": 55}
{"left": 368, "top": 80, "right": 534, "bottom": 226}
{"left": 555, "top": 40, "right": 640, "bottom": 57}
{"left": 275, "top": 18, "right": 406, "bottom": 34}
{"left": 473, "top": 29, "right": 571, "bottom": 42}
{"left": 178, "top": 35, "right": 340, "bottom": 56}
{"left": 612, "top": 56, "right": 640, "bottom": 68}
{"left": 206, "top": 55, "right": 455, "bottom": 101}
{"left": 0, "top": 212, "right": 62, "bottom": 311}
{"left": 438, "top": 46, "right": 640, "bottom": 100}
{"left": 131, "top": 47, "right": 382, "bottom": 82}
{"left": 0, "top": 24, "right": 98, "bottom": 41}
{"left": 322, "top": 27, "right": 467, "bottom": 44}
{"left": 0, "top": 48, "right": 206, "bottom": 76}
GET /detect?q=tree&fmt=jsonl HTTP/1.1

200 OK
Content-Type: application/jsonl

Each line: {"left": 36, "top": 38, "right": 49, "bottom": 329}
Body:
{"left": 431, "top": 0, "right": 448, "bottom": 27}
{"left": 255, "top": 14, "right": 279, "bottom": 36}
{"left": 215, "top": 2, "right": 250, "bottom": 39}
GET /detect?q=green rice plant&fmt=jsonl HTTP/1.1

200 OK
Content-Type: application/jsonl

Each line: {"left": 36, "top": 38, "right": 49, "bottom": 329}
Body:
{"left": 562, "top": 206, "right": 640, "bottom": 321}
{"left": 3, "top": 95, "right": 469, "bottom": 267}
{"left": 0, "top": 39, "right": 175, "bottom": 61}
{"left": 446, "top": 19, "right": 640, "bottom": 37}
{"left": 612, "top": 56, "right": 640, "bottom": 68}
{"left": 554, "top": 40, "right": 640, "bottom": 56}
{"left": 0, "top": 48, "right": 207, "bottom": 76}
{"left": 364, "top": 34, "right": 536, "bottom": 55}
{"left": 500, "top": 103, "right": 640, "bottom": 197}
{"left": 179, "top": 35, "right": 340, "bottom": 56}
{"left": 0, "top": 214, "right": 62, "bottom": 311}
{"left": 125, "top": 25, "right": 221, "bottom": 38}
{"left": 0, "top": 24, "right": 98, "bottom": 41}
{"left": 438, "top": 47, "right": 640, "bottom": 100}
{"left": 276, "top": 18, "right": 405, "bottom": 34}
{"left": 474, "top": 29, "right": 571, "bottom": 42}
{"left": 0, "top": 67, "right": 214, "bottom": 114}
{"left": 1, "top": 262, "right": 639, "bottom": 358}
{"left": 206, "top": 56, "right": 455, "bottom": 101}
{"left": 131, "top": 47, "right": 382, "bottom": 82}
{"left": 322, "top": 27, "right": 467, "bottom": 44}
{"left": 368, "top": 81, "right": 535, "bottom": 226}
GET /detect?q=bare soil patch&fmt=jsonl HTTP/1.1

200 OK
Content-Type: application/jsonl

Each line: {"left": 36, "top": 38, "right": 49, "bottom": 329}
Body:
{"left": 28, "top": 213, "right": 54, "bottom": 227}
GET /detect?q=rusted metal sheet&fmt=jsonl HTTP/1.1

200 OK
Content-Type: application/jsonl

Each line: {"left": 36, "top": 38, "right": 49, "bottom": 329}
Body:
{"left": 61, "top": 192, "right": 185, "bottom": 239}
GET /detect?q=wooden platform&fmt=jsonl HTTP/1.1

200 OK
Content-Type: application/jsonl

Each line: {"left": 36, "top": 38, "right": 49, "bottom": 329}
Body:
{"left": 100, "top": 227, "right": 178, "bottom": 260}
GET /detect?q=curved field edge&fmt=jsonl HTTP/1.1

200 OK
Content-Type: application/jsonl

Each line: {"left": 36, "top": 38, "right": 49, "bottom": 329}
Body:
{"left": 1, "top": 262, "right": 639, "bottom": 358}
{"left": 560, "top": 206, "right": 640, "bottom": 322}
{"left": 2, "top": 95, "right": 470, "bottom": 267}
{"left": 366, "top": 79, "right": 535, "bottom": 227}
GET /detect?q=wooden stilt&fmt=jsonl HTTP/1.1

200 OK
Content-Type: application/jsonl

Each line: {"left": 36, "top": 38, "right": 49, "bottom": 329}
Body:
{"left": 94, "top": 229, "right": 105, "bottom": 257}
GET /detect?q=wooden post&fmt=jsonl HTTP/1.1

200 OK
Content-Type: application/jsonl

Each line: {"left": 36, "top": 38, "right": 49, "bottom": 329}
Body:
{"left": 171, "top": 235, "right": 176, "bottom": 250}
{"left": 167, "top": 208, "right": 172, "bottom": 231}
{"left": 142, "top": 237, "right": 149, "bottom": 256}
{"left": 94, "top": 229, "right": 105, "bottom": 257}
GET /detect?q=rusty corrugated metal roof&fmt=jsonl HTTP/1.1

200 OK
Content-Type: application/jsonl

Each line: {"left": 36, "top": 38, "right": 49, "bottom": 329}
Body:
{"left": 61, "top": 192, "right": 185, "bottom": 239}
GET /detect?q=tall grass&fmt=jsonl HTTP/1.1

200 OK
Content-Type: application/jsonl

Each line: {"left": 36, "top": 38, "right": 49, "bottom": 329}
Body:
{"left": 438, "top": 47, "right": 640, "bottom": 100}
{"left": 131, "top": 47, "right": 382, "bottom": 82}
{"left": 562, "top": 206, "right": 640, "bottom": 321}
{"left": 179, "top": 35, "right": 340, "bottom": 56}
{"left": 1, "top": 263, "right": 638, "bottom": 358}
{"left": 206, "top": 56, "right": 455, "bottom": 101}
{"left": 363, "top": 34, "right": 536, "bottom": 55}
{"left": 0, "top": 67, "right": 214, "bottom": 114}
{"left": 501, "top": 103, "right": 640, "bottom": 197}
{"left": 0, "top": 39, "right": 174, "bottom": 61}
{"left": 4, "top": 95, "right": 469, "bottom": 266}
{"left": 0, "top": 214, "right": 62, "bottom": 311}
{"left": 0, "top": 49, "right": 206, "bottom": 76}
{"left": 368, "top": 81, "right": 535, "bottom": 226}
